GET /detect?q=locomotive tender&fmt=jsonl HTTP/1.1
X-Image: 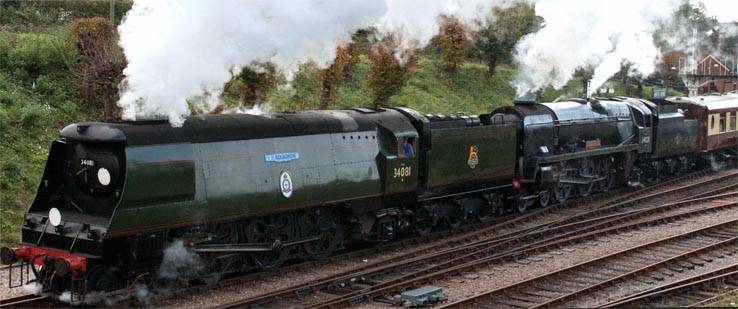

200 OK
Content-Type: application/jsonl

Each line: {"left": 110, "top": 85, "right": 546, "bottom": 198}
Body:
{"left": 2, "top": 95, "right": 737, "bottom": 299}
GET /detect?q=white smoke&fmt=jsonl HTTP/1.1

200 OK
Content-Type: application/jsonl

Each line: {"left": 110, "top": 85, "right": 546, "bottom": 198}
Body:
{"left": 134, "top": 284, "right": 150, "bottom": 304}
{"left": 156, "top": 240, "right": 204, "bottom": 287}
{"left": 117, "top": 0, "right": 510, "bottom": 126}
{"left": 59, "top": 291, "right": 72, "bottom": 303}
{"left": 22, "top": 282, "right": 43, "bottom": 295}
{"left": 230, "top": 103, "right": 272, "bottom": 116}
{"left": 512, "top": 0, "right": 679, "bottom": 97}
{"left": 702, "top": 0, "right": 738, "bottom": 23}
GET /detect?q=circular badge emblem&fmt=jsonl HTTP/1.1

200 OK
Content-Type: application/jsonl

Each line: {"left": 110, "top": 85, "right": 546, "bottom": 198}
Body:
{"left": 280, "top": 171, "right": 293, "bottom": 198}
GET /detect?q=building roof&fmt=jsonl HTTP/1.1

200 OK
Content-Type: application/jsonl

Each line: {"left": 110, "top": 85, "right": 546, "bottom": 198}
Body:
{"left": 668, "top": 94, "right": 738, "bottom": 111}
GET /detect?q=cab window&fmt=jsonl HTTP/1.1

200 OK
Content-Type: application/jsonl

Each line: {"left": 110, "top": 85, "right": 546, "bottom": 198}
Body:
{"left": 632, "top": 108, "right": 645, "bottom": 127}
{"left": 399, "top": 137, "right": 415, "bottom": 157}
{"left": 377, "top": 127, "right": 397, "bottom": 157}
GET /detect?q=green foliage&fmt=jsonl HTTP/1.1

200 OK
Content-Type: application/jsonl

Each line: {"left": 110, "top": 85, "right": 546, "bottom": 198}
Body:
{"left": 270, "top": 55, "right": 518, "bottom": 115}
{"left": 368, "top": 37, "right": 419, "bottom": 107}
{"left": 2, "top": 31, "right": 78, "bottom": 79}
{"left": 220, "top": 63, "right": 280, "bottom": 112}
{"left": 269, "top": 62, "right": 321, "bottom": 111}
{"left": 534, "top": 77, "right": 686, "bottom": 103}
{"left": 0, "top": 0, "right": 133, "bottom": 31}
{"left": 0, "top": 30, "right": 97, "bottom": 245}
{"left": 472, "top": 3, "right": 539, "bottom": 75}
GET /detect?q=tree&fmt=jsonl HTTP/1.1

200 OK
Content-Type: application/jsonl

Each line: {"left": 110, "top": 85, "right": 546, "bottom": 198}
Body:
{"left": 343, "top": 29, "right": 371, "bottom": 79}
{"left": 574, "top": 68, "right": 593, "bottom": 98}
{"left": 368, "top": 36, "right": 418, "bottom": 108}
{"left": 438, "top": 16, "right": 471, "bottom": 73}
{"left": 473, "top": 3, "right": 539, "bottom": 76}
{"left": 620, "top": 62, "right": 632, "bottom": 95}
{"left": 661, "top": 50, "right": 684, "bottom": 94}
{"left": 316, "top": 45, "right": 352, "bottom": 110}
{"left": 222, "top": 62, "right": 278, "bottom": 110}
{"left": 68, "top": 17, "right": 125, "bottom": 121}
{"left": 661, "top": 51, "right": 682, "bottom": 80}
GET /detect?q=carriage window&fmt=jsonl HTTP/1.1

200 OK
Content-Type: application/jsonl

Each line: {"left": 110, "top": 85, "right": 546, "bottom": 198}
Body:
{"left": 731, "top": 113, "right": 737, "bottom": 131}
{"left": 720, "top": 113, "right": 727, "bottom": 133}
{"left": 710, "top": 115, "right": 716, "bottom": 130}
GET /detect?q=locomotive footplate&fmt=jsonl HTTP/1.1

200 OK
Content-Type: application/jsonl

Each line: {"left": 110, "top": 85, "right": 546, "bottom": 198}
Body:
{"left": 190, "top": 236, "right": 321, "bottom": 253}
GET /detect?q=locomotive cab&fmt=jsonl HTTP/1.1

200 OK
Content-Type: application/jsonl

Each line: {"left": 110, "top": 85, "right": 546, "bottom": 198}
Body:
{"left": 374, "top": 115, "right": 420, "bottom": 202}
{"left": 622, "top": 98, "right": 654, "bottom": 153}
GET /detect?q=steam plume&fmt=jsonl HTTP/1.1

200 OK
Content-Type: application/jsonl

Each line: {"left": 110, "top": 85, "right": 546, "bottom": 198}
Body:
{"left": 118, "top": 0, "right": 502, "bottom": 125}
{"left": 512, "top": 0, "right": 678, "bottom": 97}
{"left": 157, "top": 240, "right": 204, "bottom": 286}
{"left": 118, "top": 0, "right": 738, "bottom": 123}
{"left": 23, "top": 282, "right": 43, "bottom": 295}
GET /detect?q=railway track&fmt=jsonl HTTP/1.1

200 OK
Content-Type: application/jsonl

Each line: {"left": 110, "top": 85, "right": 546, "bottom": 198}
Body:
{"left": 440, "top": 218, "right": 738, "bottom": 308}
{"left": 304, "top": 192, "right": 738, "bottom": 308}
{"left": 602, "top": 263, "right": 738, "bottom": 308}
{"left": 0, "top": 294, "right": 48, "bottom": 308}
{"left": 210, "top": 171, "right": 738, "bottom": 308}
{"left": 1, "top": 169, "right": 732, "bottom": 307}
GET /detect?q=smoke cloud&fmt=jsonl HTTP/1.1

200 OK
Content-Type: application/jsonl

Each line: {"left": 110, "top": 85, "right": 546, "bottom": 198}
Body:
{"left": 157, "top": 240, "right": 204, "bottom": 286}
{"left": 512, "top": 0, "right": 679, "bottom": 97}
{"left": 118, "top": 0, "right": 504, "bottom": 125}
{"left": 118, "top": 0, "right": 737, "bottom": 123}
{"left": 22, "top": 282, "right": 43, "bottom": 295}
{"left": 513, "top": 0, "right": 738, "bottom": 98}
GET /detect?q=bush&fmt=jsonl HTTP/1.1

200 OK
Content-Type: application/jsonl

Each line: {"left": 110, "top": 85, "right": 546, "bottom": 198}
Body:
{"left": 1, "top": 156, "right": 21, "bottom": 182}
{"left": 58, "top": 100, "right": 80, "bottom": 118}
{"left": 0, "top": 109, "right": 8, "bottom": 132}
{"left": 20, "top": 105, "right": 45, "bottom": 129}
{"left": 0, "top": 1, "right": 134, "bottom": 31}
{"left": 4, "top": 32, "right": 77, "bottom": 78}
{"left": 33, "top": 75, "right": 55, "bottom": 95}
{"left": 0, "top": 92, "right": 14, "bottom": 107}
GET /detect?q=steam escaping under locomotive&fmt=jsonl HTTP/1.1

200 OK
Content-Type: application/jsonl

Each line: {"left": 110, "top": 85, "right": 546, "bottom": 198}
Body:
{"left": 2, "top": 94, "right": 737, "bottom": 302}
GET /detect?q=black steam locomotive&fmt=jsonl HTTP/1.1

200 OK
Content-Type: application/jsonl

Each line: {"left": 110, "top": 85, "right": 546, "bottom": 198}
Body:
{"left": 2, "top": 94, "right": 737, "bottom": 301}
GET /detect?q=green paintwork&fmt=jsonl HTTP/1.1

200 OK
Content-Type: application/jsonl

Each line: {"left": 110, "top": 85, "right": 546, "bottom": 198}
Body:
{"left": 107, "top": 131, "right": 383, "bottom": 235}
{"left": 381, "top": 156, "right": 418, "bottom": 195}
{"left": 652, "top": 114, "right": 698, "bottom": 158}
{"left": 637, "top": 127, "right": 652, "bottom": 153}
{"left": 425, "top": 124, "right": 516, "bottom": 195}
{"left": 121, "top": 144, "right": 195, "bottom": 205}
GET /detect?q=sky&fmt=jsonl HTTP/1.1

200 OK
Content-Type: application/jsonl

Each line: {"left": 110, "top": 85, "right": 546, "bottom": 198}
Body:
{"left": 701, "top": 0, "right": 738, "bottom": 22}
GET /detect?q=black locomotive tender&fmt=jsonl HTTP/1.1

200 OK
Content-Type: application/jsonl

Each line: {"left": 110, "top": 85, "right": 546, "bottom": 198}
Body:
{"left": 2, "top": 94, "right": 737, "bottom": 300}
